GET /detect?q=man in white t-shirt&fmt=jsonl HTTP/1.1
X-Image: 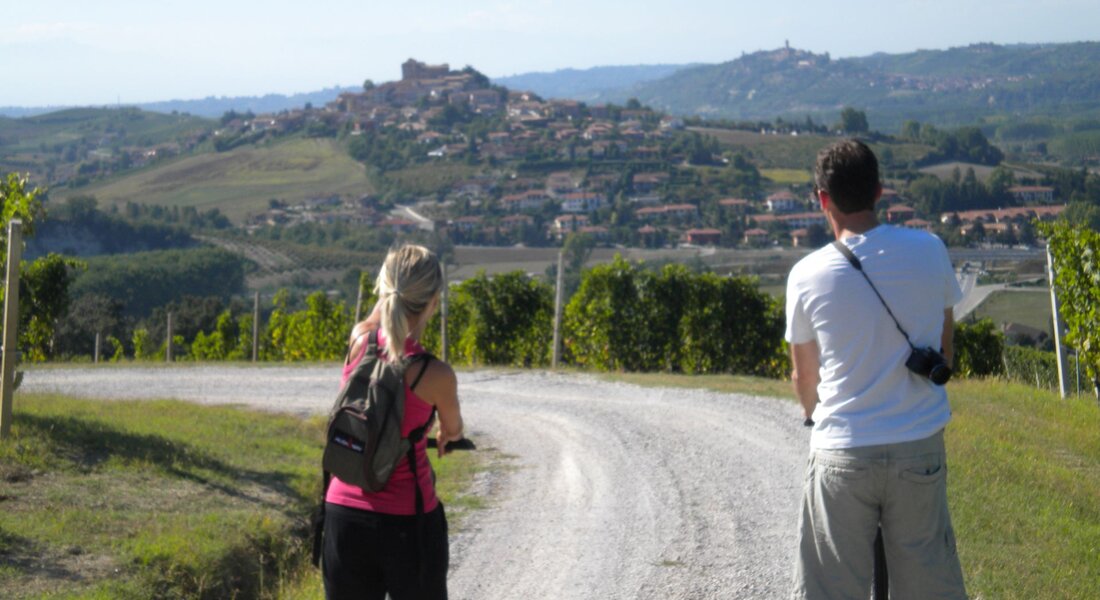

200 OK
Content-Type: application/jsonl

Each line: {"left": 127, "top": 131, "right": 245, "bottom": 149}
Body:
{"left": 786, "top": 139, "right": 967, "bottom": 599}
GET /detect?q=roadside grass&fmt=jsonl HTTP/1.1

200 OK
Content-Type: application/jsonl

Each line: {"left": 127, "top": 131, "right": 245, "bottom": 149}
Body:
{"left": 947, "top": 378, "right": 1099, "bottom": 600}
{"left": 54, "top": 137, "right": 372, "bottom": 223}
{"left": 596, "top": 370, "right": 1100, "bottom": 600}
{"left": 598, "top": 371, "right": 794, "bottom": 400}
{"left": 0, "top": 393, "right": 485, "bottom": 599}
{"left": 971, "top": 288, "right": 1052, "bottom": 336}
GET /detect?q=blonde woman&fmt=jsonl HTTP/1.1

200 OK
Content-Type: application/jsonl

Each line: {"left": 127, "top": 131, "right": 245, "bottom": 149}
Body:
{"left": 323, "top": 245, "right": 464, "bottom": 600}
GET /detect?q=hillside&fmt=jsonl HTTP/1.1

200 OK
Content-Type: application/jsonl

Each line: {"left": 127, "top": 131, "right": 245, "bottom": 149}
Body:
{"left": 493, "top": 64, "right": 694, "bottom": 101}
{"left": 594, "top": 42, "right": 1100, "bottom": 130}
{"left": 0, "top": 86, "right": 360, "bottom": 119}
{"left": 53, "top": 137, "right": 373, "bottom": 223}
{"left": 0, "top": 107, "right": 213, "bottom": 188}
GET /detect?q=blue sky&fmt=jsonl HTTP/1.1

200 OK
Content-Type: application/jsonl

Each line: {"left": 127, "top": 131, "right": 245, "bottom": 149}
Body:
{"left": 4, "top": 0, "right": 1098, "bottom": 106}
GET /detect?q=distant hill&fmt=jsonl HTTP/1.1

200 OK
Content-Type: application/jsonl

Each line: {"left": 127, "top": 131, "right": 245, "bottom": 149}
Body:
{"left": 0, "top": 107, "right": 214, "bottom": 188}
{"left": 493, "top": 64, "right": 695, "bottom": 101}
{"left": 581, "top": 42, "right": 1100, "bottom": 130}
{"left": 0, "top": 86, "right": 359, "bottom": 119}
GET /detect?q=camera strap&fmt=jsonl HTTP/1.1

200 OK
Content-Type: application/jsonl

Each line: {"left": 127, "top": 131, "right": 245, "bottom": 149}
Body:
{"left": 831, "top": 240, "right": 916, "bottom": 350}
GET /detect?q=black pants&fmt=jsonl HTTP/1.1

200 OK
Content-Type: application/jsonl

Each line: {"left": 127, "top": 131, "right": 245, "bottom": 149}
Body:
{"left": 322, "top": 502, "right": 449, "bottom": 600}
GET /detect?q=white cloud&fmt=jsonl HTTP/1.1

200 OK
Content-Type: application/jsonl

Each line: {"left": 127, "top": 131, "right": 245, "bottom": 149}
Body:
{"left": 7, "top": 21, "right": 97, "bottom": 44}
{"left": 454, "top": 3, "right": 541, "bottom": 32}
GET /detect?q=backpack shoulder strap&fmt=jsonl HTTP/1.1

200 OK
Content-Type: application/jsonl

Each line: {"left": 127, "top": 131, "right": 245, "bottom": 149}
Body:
{"left": 408, "top": 354, "right": 433, "bottom": 391}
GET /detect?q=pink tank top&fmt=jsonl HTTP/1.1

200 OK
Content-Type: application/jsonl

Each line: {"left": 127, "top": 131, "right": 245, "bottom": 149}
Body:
{"left": 325, "top": 332, "right": 439, "bottom": 515}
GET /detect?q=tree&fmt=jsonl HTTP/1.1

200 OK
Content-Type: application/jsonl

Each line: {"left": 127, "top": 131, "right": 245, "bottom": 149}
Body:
{"left": 837, "top": 107, "right": 869, "bottom": 133}
{"left": 1, "top": 174, "right": 80, "bottom": 361}
{"left": 363, "top": 79, "right": 375, "bottom": 91}
{"left": 1040, "top": 220, "right": 1100, "bottom": 396}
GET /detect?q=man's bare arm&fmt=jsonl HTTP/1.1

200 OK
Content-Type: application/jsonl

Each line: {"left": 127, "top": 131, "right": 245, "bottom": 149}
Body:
{"left": 790, "top": 341, "right": 821, "bottom": 420}
{"left": 940, "top": 308, "right": 955, "bottom": 368}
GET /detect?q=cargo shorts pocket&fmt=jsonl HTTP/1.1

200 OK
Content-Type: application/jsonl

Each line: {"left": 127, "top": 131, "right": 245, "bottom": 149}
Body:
{"left": 899, "top": 462, "right": 946, "bottom": 484}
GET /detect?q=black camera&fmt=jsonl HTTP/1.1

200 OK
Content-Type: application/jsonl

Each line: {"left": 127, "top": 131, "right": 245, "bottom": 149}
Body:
{"left": 905, "top": 347, "right": 952, "bottom": 385}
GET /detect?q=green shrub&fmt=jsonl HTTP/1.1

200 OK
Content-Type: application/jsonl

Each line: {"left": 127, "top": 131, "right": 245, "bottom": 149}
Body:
{"left": 954, "top": 318, "right": 1005, "bottom": 377}
{"left": 1002, "top": 345, "right": 1060, "bottom": 390}
{"left": 564, "top": 256, "right": 785, "bottom": 374}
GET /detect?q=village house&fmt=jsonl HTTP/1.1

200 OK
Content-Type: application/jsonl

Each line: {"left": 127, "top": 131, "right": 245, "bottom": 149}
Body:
{"left": 885, "top": 204, "right": 916, "bottom": 223}
{"left": 550, "top": 100, "right": 583, "bottom": 120}
{"left": 583, "top": 122, "right": 614, "bottom": 140}
{"left": 943, "top": 205, "right": 1065, "bottom": 226}
{"left": 417, "top": 131, "right": 445, "bottom": 145}
{"left": 500, "top": 190, "right": 551, "bottom": 212}
{"left": 499, "top": 214, "right": 534, "bottom": 231}
{"left": 751, "top": 212, "right": 827, "bottom": 230}
{"left": 903, "top": 218, "right": 933, "bottom": 232}
{"left": 579, "top": 225, "right": 610, "bottom": 242}
{"left": 790, "top": 228, "right": 810, "bottom": 247}
{"left": 379, "top": 218, "right": 420, "bottom": 234}
{"left": 683, "top": 228, "right": 722, "bottom": 246}
{"left": 560, "top": 192, "right": 607, "bottom": 213}
{"left": 552, "top": 214, "right": 589, "bottom": 240}
{"left": 765, "top": 190, "right": 803, "bottom": 213}
{"left": 743, "top": 228, "right": 770, "bottom": 247}
{"left": 1007, "top": 185, "right": 1055, "bottom": 204}
{"left": 879, "top": 188, "right": 902, "bottom": 206}
{"left": 402, "top": 59, "right": 450, "bottom": 81}
{"left": 634, "top": 203, "right": 698, "bottom": 222}
{"left": 451, "top": 215, "right": 483, "bottom": 233}
{"left": 637, "top": 225, "right": 662, "bottom": 247}
{"left": 546, "top": 171, "right": 581, "bottom": 196}
{"left": 452, "top": 178, "right": 495, "bottom": 198}
{"left": 632, "top": 172, "right": 669, "bottom": 193}
{"left": 718, "top": 198, "right": 751, "bottom": 214}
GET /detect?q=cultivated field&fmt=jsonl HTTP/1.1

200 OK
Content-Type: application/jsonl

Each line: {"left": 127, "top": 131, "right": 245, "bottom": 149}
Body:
{"left": 55, "top": 138, "right": 373, "bottom": 223}
{"left": 689, "top": 128, "right": 932, "bottom": 169}
{"left": 971, "top": 288, "right": 1053, "bottom": 336}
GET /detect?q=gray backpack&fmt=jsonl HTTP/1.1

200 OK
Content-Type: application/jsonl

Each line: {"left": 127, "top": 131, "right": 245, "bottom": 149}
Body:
{"left": 312, "top": 330, "right": 433, "bottom": 566}
{"left": 322, "top": 329, "right": 433, "bottom": 491}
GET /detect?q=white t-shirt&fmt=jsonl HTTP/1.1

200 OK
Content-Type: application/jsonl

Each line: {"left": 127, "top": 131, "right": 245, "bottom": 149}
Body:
{"left": 785, "top": 225, "right": 963, "bottom": 449}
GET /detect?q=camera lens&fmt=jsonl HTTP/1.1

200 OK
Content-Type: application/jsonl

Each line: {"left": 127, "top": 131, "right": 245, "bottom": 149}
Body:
{"left": 929, "top": 363, "right": 952, "bottom": 385}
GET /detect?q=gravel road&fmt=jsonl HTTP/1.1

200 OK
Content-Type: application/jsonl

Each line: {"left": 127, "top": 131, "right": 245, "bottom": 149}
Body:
{"left": 22, "top": 366, "right": 809, "bottom": 599}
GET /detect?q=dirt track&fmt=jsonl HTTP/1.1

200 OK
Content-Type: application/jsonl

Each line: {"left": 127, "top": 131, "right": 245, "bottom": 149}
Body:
{"left": 22, "top": 366, "right": 808, "bottom": 599}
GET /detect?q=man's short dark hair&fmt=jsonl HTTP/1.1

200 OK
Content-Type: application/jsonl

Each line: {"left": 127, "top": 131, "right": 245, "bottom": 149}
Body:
{"left": 814, "top": 139, "right": 880, "bottom": 214}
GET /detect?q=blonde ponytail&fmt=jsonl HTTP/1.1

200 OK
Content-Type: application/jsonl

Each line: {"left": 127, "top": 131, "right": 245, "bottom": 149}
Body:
{"left": 373, "top": 245, "right": 443, "bottom": 362}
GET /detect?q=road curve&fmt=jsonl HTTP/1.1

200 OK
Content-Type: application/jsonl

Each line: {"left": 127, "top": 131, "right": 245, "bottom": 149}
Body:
{"left": 21, "top": 367, "right": 808, "bottom": 599}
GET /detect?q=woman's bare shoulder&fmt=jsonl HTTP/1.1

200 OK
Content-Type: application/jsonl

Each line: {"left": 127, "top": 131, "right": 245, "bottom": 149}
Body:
{"left": 411, "top": 357, "right": 457, "bottom": 404}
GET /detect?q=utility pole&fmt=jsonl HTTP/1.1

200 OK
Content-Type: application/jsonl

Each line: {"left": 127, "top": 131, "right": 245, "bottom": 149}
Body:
{"left": 1, "top": 220, "right": 24, "bottom": 439}
{"left": 166, "top": 312, "right": 174, "bottom": 363}
{"left": 94, "top": 332, "right": 101, "bottom": 364}
{"left": 252, "top": 292, "right": 260, "bottom": 362}
{"left": 1047, "top": 246, "right": 1070, "bottom": 398}
{"left": 354, "top": 272, "right": 365, "bottom": 323}
{"left": 552, "top": 250, "right": 565, "bottom": 369}
{"left": 440, "top": 262, "right": 449, "bottom": 363}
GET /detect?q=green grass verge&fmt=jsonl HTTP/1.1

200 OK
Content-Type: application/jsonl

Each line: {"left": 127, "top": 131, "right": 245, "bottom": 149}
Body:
{"left": 54, "top": 137, "right": 372, "bottom": 223}
{"left": 595, "top": 370, "right": 1100, "bottom": 599}
{"left": 0, "top": 393, "right": 484, "bottom": 599}
{"left": 948, "top": 378, "right": 1100, "bottom": 599}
